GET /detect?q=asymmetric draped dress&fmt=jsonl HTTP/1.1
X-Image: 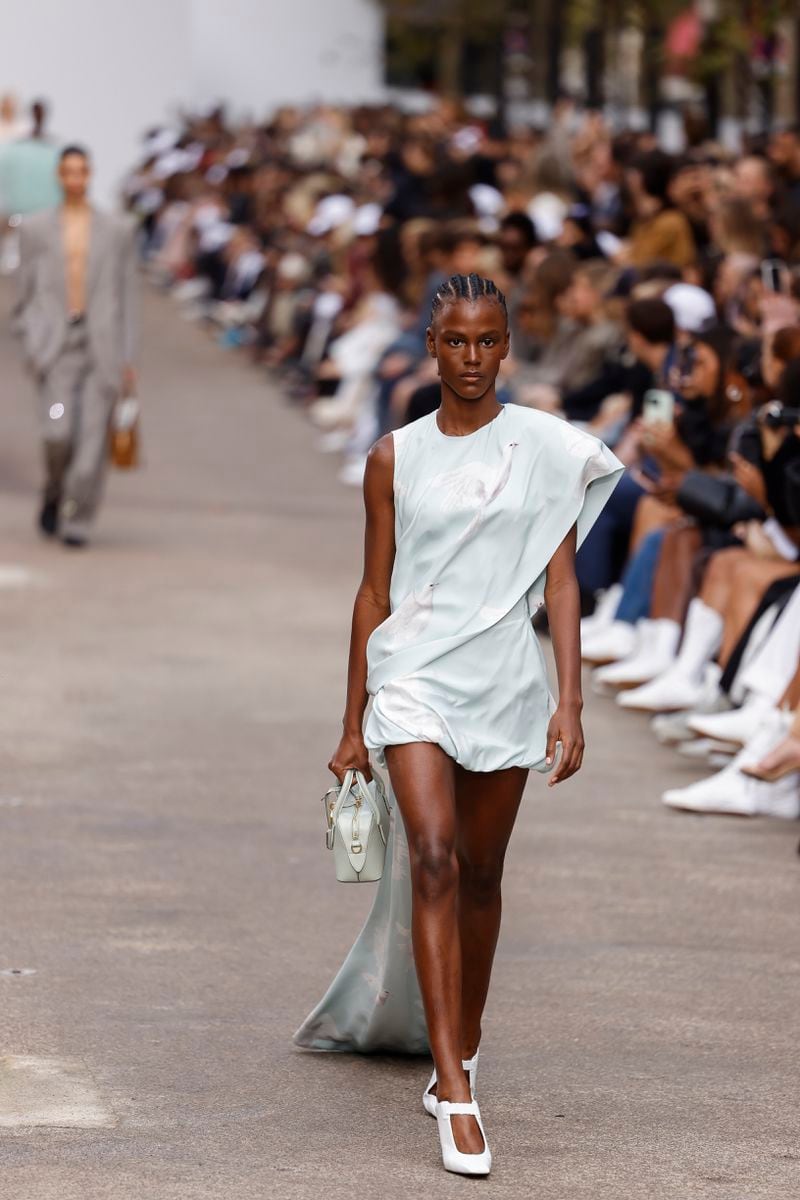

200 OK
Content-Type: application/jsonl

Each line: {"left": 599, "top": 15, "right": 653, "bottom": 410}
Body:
{"left": 293, "top": 403, "right": 624, "bottom": 1055}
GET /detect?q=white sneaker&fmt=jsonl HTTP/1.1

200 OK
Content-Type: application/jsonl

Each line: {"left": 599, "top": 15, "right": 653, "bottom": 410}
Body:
{"left": 754, "top": 773, "right": 800, "bottom": 819}
{"left": 687, "top": 696, "right": 775, "bottom": 746}
{"left": 650, "top": 691, "right": 732, "bottom": 745}
{"left": 676, "top": 737, "right": 736, "bottom": 761}
{"left": 582, "top": 620, "right": 637, "bottom": 664}
{"left": 618, "top": 666, "right": 706, "bottom": 712}
{"left": 580, "top": 584, "right": 623, "bottom": 640}
{"left": 593, "top": 618, "right": 680, "bottom": 687}
{"left": 662, "top": 709, "right": 793, "bottom": 816}
{"left": 662, "top": 767, "right": 758, "bottom": 815}
{"left": 666, "top": 761, "right": 800, "bottom": 818}
{"left": 435, "top": 1098, "right": 491, "bottom": 1176}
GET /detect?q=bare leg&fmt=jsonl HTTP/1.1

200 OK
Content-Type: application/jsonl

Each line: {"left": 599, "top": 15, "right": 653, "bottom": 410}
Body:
{"left": 649, "top": 521, "right": 702, "bottom": 623}
{"left": 630, "top": 494, "right": 681, "bottom": 553}
{"left": 698, "top": 546, "right": 749, "bottom": 612}
{"left": 780, "top": 663, "right": 800, "bottom": 709}
{"left": 454, "top": 763, "right": 527, "bottom": 1058}
{"left": 384, "top": 741, "right": 484, "bottom": 1154}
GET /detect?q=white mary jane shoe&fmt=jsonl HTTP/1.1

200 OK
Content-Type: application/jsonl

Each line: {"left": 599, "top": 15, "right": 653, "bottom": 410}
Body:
{"left": 423, "top": 1049, "right": 479, "bottom": 1117}
{"left": 435, "top": 1098, "right": 492, "bottom": 1176}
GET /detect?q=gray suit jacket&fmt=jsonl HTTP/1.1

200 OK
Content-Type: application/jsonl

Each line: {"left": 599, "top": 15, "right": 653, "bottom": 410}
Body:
{"left": 13, "top": 206, "right": 138, "bottom": 389}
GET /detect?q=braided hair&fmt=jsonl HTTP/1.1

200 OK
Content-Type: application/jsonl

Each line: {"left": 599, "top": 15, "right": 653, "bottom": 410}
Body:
{"left": 430, "top": 273, "right": 508, "bottom": 325}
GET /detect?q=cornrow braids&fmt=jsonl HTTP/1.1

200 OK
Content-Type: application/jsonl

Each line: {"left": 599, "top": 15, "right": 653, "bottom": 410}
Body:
{"left": 430, "top": 273, "right": 508, "bottom": 325}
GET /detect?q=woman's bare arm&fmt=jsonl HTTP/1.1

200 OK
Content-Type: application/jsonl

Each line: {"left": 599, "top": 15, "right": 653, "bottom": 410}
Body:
{"left": 328, "top": 433, "right": 396, "bottom": 780}
{"left": 543, "top": 522, "right": 585, "bottom": 786}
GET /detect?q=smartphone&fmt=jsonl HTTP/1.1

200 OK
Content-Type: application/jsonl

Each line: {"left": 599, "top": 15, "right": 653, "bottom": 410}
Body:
{"left": 643, "top": 388, "right": 675, "bottom": 425}
{"left": 678, "top": 342, "right": 696, "bottom": 386}
{"left": 761, "top": 258, "right": 787, "bottom": 294}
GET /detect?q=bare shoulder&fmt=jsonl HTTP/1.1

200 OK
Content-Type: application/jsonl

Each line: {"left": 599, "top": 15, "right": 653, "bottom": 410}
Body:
{"left": 364, "top": 433, "right": 395, "bottom": 500}
{"left": 368, "top": 432, "right": 394, "bottom": 468}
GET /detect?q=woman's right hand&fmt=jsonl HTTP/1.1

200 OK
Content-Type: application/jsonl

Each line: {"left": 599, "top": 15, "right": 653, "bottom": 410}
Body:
{"left": 328, "top": 730, "right": 372, "bottom": 783}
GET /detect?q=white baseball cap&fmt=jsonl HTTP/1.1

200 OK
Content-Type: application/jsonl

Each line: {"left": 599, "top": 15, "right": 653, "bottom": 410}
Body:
{"left": 663, "top": 283, "right": 716, "bottom": 332}
{"left": 307, "top": 194, "right": 356, "bottom": 237}
{"left": 352, "top": 203, "right": 382, "bottom": 237}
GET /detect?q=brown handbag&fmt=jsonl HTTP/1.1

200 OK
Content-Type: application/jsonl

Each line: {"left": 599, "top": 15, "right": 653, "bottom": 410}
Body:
{"left": 109, "top": 399, "right": 140, "bottom": 470}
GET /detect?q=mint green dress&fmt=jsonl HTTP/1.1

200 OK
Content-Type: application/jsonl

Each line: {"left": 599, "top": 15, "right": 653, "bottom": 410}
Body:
{"left": 293, "top": 404, "right": 623, "bottom": 1054}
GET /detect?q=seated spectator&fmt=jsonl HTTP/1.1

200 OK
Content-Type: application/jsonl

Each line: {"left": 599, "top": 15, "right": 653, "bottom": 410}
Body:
{"left": 624, "top": 150, "right": 697, "bottom": 269}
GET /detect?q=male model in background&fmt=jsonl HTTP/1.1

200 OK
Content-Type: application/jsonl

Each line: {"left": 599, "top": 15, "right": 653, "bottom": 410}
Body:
{"left": 13, "top": 145, "right": 138, "bottom": 546}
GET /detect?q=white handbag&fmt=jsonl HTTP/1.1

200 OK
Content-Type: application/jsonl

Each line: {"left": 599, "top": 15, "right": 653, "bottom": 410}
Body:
{"left": 322, "top": 768, "right": 390, "bottom": 883}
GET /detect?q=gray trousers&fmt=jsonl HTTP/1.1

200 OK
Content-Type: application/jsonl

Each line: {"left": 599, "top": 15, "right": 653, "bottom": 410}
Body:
{"left": 38, "top": 321, "right": 116, "bottom": 539}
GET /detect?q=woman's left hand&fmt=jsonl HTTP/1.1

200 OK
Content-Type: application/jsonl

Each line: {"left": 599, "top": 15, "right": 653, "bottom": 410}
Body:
{"left": 545, "top": 703, "right": 585, "bottom": 786}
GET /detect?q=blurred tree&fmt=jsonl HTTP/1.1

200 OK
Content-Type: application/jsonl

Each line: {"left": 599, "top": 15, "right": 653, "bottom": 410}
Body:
{"left": 378, "top": 1, "right": 800, "bottom": 129}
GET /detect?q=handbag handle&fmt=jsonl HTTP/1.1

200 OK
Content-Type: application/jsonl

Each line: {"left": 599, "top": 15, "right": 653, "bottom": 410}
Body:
{"left": 323, "top": 768, "right": 387, "bottom": 850}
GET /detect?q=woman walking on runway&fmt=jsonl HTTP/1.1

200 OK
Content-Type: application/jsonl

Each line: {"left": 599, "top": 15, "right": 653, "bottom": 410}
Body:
{"left": 294, "top": 273, "right": 623, "bottom": 1175}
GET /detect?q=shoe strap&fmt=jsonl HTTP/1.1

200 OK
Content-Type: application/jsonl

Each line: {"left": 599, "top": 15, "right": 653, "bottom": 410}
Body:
{"left": 430, "top": 1047, "right": 479, "bottom": 1078}
{"left": 439, "top": 1100, "right": 479, "bottom": 1116}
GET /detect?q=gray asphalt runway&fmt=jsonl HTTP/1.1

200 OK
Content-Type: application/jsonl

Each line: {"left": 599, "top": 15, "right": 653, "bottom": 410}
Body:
{"left": 1, "top": 281, "right": 798, "bottom": 1199}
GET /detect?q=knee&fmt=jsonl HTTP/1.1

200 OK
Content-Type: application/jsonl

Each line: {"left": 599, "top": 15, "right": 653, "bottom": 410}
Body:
{"left": 409, "top": 838, "right": 459, "bottom": 903}
{"left": 458, "top": 856, "right": 504, "bottom": 906}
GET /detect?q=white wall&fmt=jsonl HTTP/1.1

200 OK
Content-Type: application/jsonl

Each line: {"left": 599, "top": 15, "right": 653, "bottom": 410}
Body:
{"left": 189, "top": 0, "right": 384, "bottom": 119}
{"left": 0, "top": 1, "right": 384, "bottom": 207}
{"left": 0, "top": 0, "right": 193, "bottom": 205}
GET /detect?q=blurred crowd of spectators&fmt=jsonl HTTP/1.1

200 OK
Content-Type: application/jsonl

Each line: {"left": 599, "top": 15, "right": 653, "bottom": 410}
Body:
{"left": 124, "top": 99, "right": 800, "bottom": 841}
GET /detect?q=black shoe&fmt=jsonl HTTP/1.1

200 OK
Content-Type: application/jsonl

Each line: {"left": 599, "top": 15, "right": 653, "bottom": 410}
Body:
{"left": 62, "top": 534, "right": 87, "bottom": 549}
{"left": 38, "top": 500, "right": 59, "bottom": 537}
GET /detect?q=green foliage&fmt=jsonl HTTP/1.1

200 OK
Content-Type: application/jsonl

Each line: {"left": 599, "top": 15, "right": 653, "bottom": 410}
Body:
{"left": 376, "top": 0, "right": 799, "bottom": 93}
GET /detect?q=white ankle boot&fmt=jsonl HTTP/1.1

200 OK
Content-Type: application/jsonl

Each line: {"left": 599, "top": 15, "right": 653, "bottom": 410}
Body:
{"left": 582, "top": 619, "right": 637, "bottom": 664}
{"left": 650, "top": 690, "right": 731, "bottom": 744}
{"left": 619, "top": 660, "right": 721, "bottom": 714}
{"left": 423, "top": 1049, "right": 479, "bottom": 1117}
{"left": 593, "top": 618, "right": 681, "bottom": 687}
{"left": 687, "top": 694, "right": 775, "bottom": 745}
{"left": 662, "top": 710, "right": 796, "bottom": 816}
{"left": 617, "top": 601, "right": 723, "bottom": 711}
{"left": 436, "top": 1098, "right": 491, "bottom": 1175}
{"left": 580, "top": 584, "right": 623, "bottom": 640}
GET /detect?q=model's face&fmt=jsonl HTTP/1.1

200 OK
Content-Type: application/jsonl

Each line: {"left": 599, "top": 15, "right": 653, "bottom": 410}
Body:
{"left": 427, "top": 298, "right": 509, "bottom": 401}
{"left": 58, "top": 153, "right": 90, "bottom": 202}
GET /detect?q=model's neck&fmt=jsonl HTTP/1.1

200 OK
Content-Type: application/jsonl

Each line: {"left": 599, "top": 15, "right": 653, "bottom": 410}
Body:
{"left": 437, "top": 388, "right": 502, "bottom": 436}
{"left": 62, "top": 197, "right": 89, "bottom": 211}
